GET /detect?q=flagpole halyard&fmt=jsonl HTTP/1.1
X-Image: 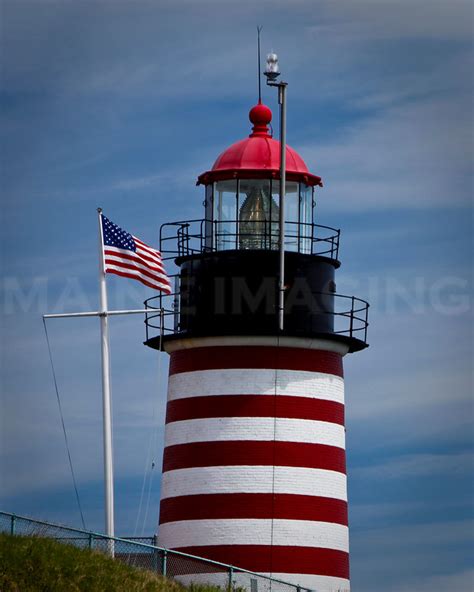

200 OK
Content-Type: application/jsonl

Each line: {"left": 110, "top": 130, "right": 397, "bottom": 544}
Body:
{"left": 98, "top": 207, "right": 115, "bottom": 553}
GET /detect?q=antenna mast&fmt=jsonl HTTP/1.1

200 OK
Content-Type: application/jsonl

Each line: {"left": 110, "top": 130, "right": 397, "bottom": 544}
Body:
{"left": 257, "top": 26, "right": 263, "bottom": 103}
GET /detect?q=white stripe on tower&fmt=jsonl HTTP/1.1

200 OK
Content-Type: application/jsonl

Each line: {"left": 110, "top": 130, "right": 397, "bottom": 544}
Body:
{"left": 175, "top": 573, "right": 350, "bottom": 591}
{"left": 159, "top": 519, "right": 349, "bottom": 550}
{"left": 161, "top": 466, "right": 348, "bottom": 500}
{"left": 164, "top": 417, "right": 345, "bottom": 448}
{"left": 158, "top": 342, "right": 350, "bottom": 591}
{"left": 168, "top": 368, "right": 344, "bottom": 403}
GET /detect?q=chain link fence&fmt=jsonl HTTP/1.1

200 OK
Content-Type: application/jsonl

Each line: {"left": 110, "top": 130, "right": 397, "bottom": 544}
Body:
{"left": 1, "top": 512, "right": 336, "bottom": 592}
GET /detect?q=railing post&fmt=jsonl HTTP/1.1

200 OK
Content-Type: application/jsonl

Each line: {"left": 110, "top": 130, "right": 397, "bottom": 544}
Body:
{"left": 349, "top": 296, "right": 355, "bottom": 336}
{"left": 365, "top": 302, "right": 369, "bottom": 343}
{"left": 88, "top": 533, "right": 94, "bottom": 549}
{"left": 228, "top": 566, "right": 233, "bottom": 591}
{"left": 162, "top": 549, "right": 167, "bottom": 577}
{"left": 144, "top": 304, "right": 149, "bottom": 342}
{"left": 185, "top": 223, "right": 190, "bottom": 254}
{"left": 173, "top": 276, "right": 180, "bottom": 332}
{"left": 200, "top": 219, "right": 205, "bottom": 252}
{"left": 10, "top": 514, "right": 16, "bottom": 536}
{"left": 177, "top": 225, "right": 183, "bottom": 257}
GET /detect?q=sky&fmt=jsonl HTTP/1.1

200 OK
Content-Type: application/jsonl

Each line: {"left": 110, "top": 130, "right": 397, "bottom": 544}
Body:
{"left": 0, "top": 0, "right": 473, "bottom": 590}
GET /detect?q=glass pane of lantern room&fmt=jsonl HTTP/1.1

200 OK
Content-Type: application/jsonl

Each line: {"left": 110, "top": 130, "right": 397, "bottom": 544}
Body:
{"left": 204, "top": 184, "right": 213, "bottom": 250}
{"left": 300, "top": 184, "right": 313, "bottom": 254}
{"left": 271, "top": 181, "right": 299, "bottom": 251}
{"left": 214, "top": 180, "right": 237, "bottom": 250}
{"left": 238, "top": 179, "right": 275, "bottom": 250}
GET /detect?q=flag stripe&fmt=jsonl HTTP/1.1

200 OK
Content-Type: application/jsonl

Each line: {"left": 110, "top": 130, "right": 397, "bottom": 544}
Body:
{"left": 133, "top": 236, "right": 163, "bottom": 257}
{"left": 104, "top": 257, "right": 169, "bottom": 286}
{"left": 134, "top": 242, "right": 164, "bottom": 264}
{"left": 106, "top": 267, "right": 171, "bottom": 293}
{"left": 104, "top": 246, "right": 166, "bottom": 274}
{"left": 105, "top": 261, "right": 170, "bottom": 289}
{"left": 159, "top": 493, "right": 348, "bottom": 525}
{"left": 165, "top": 394, "right": 345, "bottom": 425}
{"left": 135, "top": 246, "right": 163, "bottom": 264}
{"left": 134, "top": 249, "right": 165, "bottom": 268}
{"left": 162, "top": 441, "right": 346, "bottom": 474}
{"left": 104, "top": 247, "right": 166, "bottom": 273}
{"left": 105, "top": 259, "right": 170, "bottom": 287}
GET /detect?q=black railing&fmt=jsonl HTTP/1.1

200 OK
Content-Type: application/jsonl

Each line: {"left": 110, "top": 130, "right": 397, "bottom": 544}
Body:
{"left": 159, "top": 219, "right": 340, "bottom": 261}
{"left": 330, "top": 292, "right": 370, "bottom": 344}
{"left": 144, "top": 277, "right": 369, "bottom": 346}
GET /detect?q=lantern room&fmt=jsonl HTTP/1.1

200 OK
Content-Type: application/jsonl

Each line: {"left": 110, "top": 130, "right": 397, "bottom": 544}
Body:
{"left": 197, "top": 102, "right": 323, "bottom": 254}
{"left": 145, "top": 101, "right": 368, "bottom": 354}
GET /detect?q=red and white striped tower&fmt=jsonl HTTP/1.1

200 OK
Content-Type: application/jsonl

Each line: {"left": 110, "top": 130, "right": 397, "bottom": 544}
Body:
{"left": 145, "top": 103, "right": 369, "bottom": 592}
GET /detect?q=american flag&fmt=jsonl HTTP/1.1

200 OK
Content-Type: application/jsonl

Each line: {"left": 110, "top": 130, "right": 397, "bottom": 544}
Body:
{"left": 101, "top": 214, "right": 172, "bottom": 294}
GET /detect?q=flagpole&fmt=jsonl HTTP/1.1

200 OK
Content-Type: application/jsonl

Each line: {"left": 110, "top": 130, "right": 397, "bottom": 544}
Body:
{"left": 97, "top": 207, "right": 115, "bottom": 552}
{"left": 43, "top": 212, "right": 170, "bottom": 550}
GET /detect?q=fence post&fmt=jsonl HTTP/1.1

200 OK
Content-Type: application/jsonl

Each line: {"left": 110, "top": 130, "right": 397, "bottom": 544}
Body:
{"left": 10, "top": 515, "right": 16, "bottom": 536}
{"left": 228, "top": 566, "right": 233, "bottom": 591}
{"left": 88, "top": 533, "right": 93, "bottom": 550}
{"left": 152, "top": 535, "right": 158, "bottom": 573}
{"left": 162, "top": 549, "right": 167, "bottom": 577}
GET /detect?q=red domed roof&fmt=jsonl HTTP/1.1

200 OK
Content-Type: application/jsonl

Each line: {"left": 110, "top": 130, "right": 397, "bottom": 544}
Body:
{"left": 197, "top": 103, "right": 322, "bottom": 187}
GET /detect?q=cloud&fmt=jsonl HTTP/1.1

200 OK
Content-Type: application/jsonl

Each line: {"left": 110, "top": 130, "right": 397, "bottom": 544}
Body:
{"left": 351, "top": 519, "right": 474, "bottom": 591}
{"left": 299, "top": 93, "right": 472, "bottom": 211}
{"left": 318, "top": 0, "right": 473, "bottom": 42}
{"left": 352, "top": 451, "right": 473, "bottom": 480}
{"left": 3, "top": 0, "right": 472, "bottom": 100}
{"left": 395, "top": 569, "right": 474, "bottom": 592}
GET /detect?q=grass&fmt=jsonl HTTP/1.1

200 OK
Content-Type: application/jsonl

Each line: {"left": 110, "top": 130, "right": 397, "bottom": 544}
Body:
{"left": 0, "top": 534, "right": 224, "bottom": 592}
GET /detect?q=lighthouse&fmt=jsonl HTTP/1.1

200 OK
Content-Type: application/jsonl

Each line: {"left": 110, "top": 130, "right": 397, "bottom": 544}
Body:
{"left": 145, "top": 100, "right": 369, "bottom": 592}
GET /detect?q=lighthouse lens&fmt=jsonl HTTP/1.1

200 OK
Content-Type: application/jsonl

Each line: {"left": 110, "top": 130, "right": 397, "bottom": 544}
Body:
{"left": 238, "top": 179, "right": 278, "bottom": 250}
{"left": 210, "top": 180, "right": 310, "bottom": 252}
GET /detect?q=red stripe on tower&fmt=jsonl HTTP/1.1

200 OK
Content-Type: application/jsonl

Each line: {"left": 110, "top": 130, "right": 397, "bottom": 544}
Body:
{"left": 159, "top": 493, "right": 348, "bottom": 525}
{"left": 168, "top": 345, "right": 344, "bottom": 377}
{"left": 171, "top": 546, "right": 350, "bottom": 579}
{"left": 162, "top": 441, "right": 346, "bottom": 473}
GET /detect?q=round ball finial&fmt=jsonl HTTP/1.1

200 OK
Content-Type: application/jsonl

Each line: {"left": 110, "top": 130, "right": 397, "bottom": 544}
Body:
{"left": 249, "top": 103, "right": 272, "bottom": 137}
